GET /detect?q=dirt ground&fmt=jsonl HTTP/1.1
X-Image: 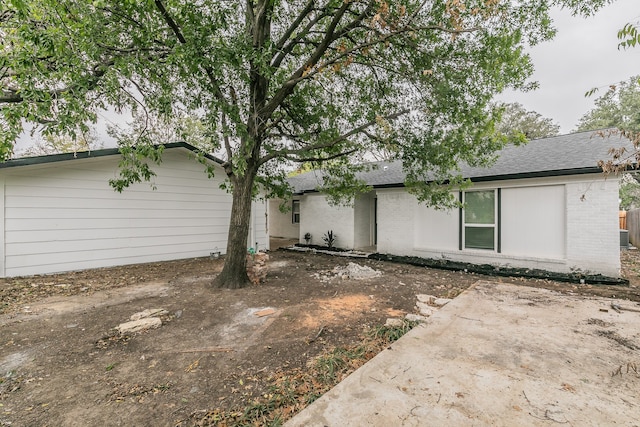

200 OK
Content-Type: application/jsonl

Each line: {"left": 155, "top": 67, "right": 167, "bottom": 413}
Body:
{"left": 1, "top": 243, "right": 640, "bottom": 427}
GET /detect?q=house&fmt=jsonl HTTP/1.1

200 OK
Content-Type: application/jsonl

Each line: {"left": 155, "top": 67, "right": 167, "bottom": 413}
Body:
{"left": 0, "top": 143, "right": 268, "bottom": 278}
{"left": 270, "top": 131, "right": 629, "bottom": 277}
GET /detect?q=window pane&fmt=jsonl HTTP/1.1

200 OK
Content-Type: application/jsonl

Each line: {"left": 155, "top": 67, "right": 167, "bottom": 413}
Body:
{"left": 465, "top": 227, "right": 495, "bottom": 250}
{"left": 464, "top": 191, "right": 495, "bottom": 224}
{"left": 292, "top": 200, "right": 300, "bottom": 223}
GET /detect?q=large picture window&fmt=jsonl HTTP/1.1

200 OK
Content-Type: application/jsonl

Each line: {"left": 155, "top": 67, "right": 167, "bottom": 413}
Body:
{"left": 463, "top": 190, "right": 496, "bottom": 250}
{"left": 292, "top": 200, "right": 300, "bottom": 224}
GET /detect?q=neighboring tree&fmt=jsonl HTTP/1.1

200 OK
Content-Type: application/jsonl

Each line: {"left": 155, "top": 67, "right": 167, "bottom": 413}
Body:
{"left": 20, "top": 126, "right": 102, "bottom": 157}
{"left": 619, "top": 173, "right": 640, "bottom": 210}
{"left": 107, "top": 111, "right": 211, "bottom": 151}
{"left": 577, "top": 76, "right": 640, "bottom": 133}
{"left": 495, "top": 102, "right": 560, "bottom": 141}
{"left": 0, "top": 1, "right": 608, "bottom": 288}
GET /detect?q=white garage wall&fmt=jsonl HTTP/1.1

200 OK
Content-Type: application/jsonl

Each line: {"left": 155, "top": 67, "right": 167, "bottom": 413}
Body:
{"left": 501, "top": 185, "right": 565, "bottom": 259}
{"left": 0, "top": 148, "right": 267, "bottom": 277}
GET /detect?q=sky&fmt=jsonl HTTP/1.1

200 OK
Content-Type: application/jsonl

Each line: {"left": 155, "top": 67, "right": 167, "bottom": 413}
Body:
{"left": 498, "top": 0, "right": 640, "bottom": 134}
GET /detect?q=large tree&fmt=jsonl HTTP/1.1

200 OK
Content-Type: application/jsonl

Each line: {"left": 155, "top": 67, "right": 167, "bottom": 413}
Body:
{"left": 495, "top": 102, "right": 560, "bottom": 141}
{"left": 577, "top": 75, "right": 640, "bottom": 132}
{"left": 0, "top": 0, "right": 609, "bottom": 288}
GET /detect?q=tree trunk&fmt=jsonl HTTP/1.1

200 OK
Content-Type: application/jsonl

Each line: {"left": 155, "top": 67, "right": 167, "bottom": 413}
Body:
{"left": 212, "top": 171, "right": 256, "bottom": 289}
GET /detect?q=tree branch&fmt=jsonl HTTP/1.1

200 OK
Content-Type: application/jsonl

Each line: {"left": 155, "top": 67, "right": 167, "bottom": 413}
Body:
{"left": 258, "top": 108, "right": 409, "bottom": 165}
{"left": 285, "top": 148, "right": 359, "bottom": 163}
{"left": 153, "top": 0, "right": 187, "bottom": 43}
{"left": 261, "top": 1, "right": 352, "bottom": 119}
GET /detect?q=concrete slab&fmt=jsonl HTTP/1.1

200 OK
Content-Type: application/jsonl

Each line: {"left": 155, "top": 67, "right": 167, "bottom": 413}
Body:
{"left": 286, "top": 281, "right": 640, "bottom": 426}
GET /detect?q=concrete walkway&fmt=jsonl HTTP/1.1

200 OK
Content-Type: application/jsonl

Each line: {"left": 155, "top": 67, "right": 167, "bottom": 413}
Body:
{"left": 286, "top": 281, "right": 640, "bottom": 426}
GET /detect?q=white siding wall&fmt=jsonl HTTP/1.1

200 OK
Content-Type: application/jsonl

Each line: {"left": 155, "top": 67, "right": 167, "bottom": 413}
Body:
{"left": 377, "top": 175, "right": 620, "bottom": 276}
{"left": 299, "top": 194, "right": 354, "bottom": 248}
{"left": 0, "top": 148, "right": 267, "bottom": 277}
{"left": 268, "top": 198, "right": 300, "bottom": 239}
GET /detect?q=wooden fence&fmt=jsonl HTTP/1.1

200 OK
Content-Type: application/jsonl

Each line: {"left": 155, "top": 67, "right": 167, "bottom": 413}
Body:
{"left": 626, "top": 209, "right": 640, "bottom": 246}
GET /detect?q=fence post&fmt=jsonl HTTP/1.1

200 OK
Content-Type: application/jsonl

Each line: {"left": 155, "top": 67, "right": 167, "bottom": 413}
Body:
{"left": 627, "top": 208, "right": 640, "bottom": 246}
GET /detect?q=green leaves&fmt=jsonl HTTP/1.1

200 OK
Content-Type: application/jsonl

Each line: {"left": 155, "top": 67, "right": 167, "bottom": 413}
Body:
{"left": 577, "top": 75, "right": 640, "bottom": 133}
{"left": 1, "top": 0, "right": 610, "bottom": 204}
{"left": 618, "top": 23, "right": 640, "bottom": 50}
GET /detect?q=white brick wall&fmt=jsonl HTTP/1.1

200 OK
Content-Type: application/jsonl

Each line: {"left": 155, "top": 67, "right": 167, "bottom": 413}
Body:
{"left": 377, "top": 190, "right": 417, "bottom": 256}
{"left": 565, "top": 178, "right": 620, "bottom": 276}
{"left": 299, "top": 194, "right": 354, "bottom": 248}
{"left": 376, "top": 175, "right": 621, "bottom": 277}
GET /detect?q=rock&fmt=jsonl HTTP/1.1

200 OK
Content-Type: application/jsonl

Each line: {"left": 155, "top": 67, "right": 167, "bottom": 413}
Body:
{"left": 385, "top": 318, "right": 404, "bottom": 327}
{"left": 332, "top": 262, "right": 382, "bottom": 280}
{"left": 247, "top": 252, "right": 269, "bottom": 285}
{"left": 130, "top": 308, "right": 168, "bottom": 321}
{"left": 416, "top": 294, "right": 437, "bottom": 304}
{"left": 416, "top": 295, "right": 452, "bottom": 307}
{"left": 416, "top": 301, "right": 434, "bottom": 317}
{"left": 405, "top": 313, "right": 428, "bottom": 322}
{"left": 174, "top": 310, "right": 183, "bottom": 319}
{"left": 434, "top": 298, "right": 452, "bottom": 307}
{"left": 116, "top": 317, "right": 162, "bottom": 334}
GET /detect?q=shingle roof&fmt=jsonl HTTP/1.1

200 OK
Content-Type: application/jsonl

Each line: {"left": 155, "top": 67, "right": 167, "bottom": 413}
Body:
{"left": 288, "top": 130, "right": 633, "bottom": 193}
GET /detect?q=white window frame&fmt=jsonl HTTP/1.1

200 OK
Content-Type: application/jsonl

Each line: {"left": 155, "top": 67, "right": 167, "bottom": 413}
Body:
{"left": 292, "top": 200, "right": 300, "bottom": 224}
{"left": 462, "top": 189, "right": 498, "bottom": 251}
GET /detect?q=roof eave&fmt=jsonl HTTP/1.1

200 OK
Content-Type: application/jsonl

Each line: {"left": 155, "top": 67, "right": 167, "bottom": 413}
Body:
{"left": 0, "top": 142, "right": 223, "bottom": 169}
{"left": 293, "top": 166, "right": 607, "bottom": 194}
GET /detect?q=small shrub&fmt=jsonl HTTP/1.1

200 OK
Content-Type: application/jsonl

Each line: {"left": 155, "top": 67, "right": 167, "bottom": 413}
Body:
{"left": 322, "top": 230, "right": 337, "bottom": 249}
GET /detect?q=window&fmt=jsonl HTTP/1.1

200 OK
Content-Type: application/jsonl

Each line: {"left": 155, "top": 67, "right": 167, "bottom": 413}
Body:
{"left": 292, "top": 200, "right": 300, "bottom": 224}
{"left": 463, "top": 190, "right": 496, "bottom": 250}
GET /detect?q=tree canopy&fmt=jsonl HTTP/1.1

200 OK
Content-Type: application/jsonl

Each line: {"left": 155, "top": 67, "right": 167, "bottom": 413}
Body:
{"left": 19, "top": 126, "right": 101, "bottom": 157}
{"left": 577, "top": 75, "right": 640, "bottom": 133}
{"left": 0, "top": 0, "right": 611, "bottom": 287}
{"left": 495, "top": 102, "right": 560, "bottom": 141}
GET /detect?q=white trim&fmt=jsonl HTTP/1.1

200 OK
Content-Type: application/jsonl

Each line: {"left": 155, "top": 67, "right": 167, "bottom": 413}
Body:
{"left": 462, "top": 189, "right": 497, "bottom": 252}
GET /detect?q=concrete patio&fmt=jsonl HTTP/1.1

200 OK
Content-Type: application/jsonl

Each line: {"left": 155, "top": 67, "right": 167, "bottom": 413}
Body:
{"left": 286, "top": 281, "right": 640, "bottom": 426}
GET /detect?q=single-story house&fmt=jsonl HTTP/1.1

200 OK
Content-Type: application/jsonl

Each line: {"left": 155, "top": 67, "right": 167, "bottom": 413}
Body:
{"left": 270, "top": 131, "right": 629, "bottom": 277}
{"left": 0, "top": 143, "right": 268, "bottom": 278}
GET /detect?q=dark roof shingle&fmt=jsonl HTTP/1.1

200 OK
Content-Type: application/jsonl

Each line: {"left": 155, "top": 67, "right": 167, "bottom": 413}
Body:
{"left": 289, "top": 130, "right": 632, "bottom": 193}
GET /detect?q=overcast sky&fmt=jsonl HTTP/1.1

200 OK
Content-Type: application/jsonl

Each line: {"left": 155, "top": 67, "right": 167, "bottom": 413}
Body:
{"left": 498, "top": 0, "right": 640, "bottom": 134}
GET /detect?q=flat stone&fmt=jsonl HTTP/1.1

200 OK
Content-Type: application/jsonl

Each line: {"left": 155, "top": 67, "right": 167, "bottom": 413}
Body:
{"left": 416, "top": 294, "right": 437, "bottom": 304}
{"left": 404, "top": 313, "right": 428, "bottom": 322}
{"left": 116, "top": 317, "right": 162, "bottom": 334}
{"left": 130, "top": 308, "right": 168, "bottom": 321}
{"left": 434, "top": 298, "right": 452, "bottom": 307}
{"left": 385, "top": 318, "right": 404, "bottom": 327}
{"left": 416, "top": 301, "right": 434, "bottom": 317}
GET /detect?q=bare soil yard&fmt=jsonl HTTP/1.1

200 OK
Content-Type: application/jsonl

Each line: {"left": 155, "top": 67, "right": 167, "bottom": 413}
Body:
{"left": 1, "top": 245, "right": 639, "bottom": 426}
